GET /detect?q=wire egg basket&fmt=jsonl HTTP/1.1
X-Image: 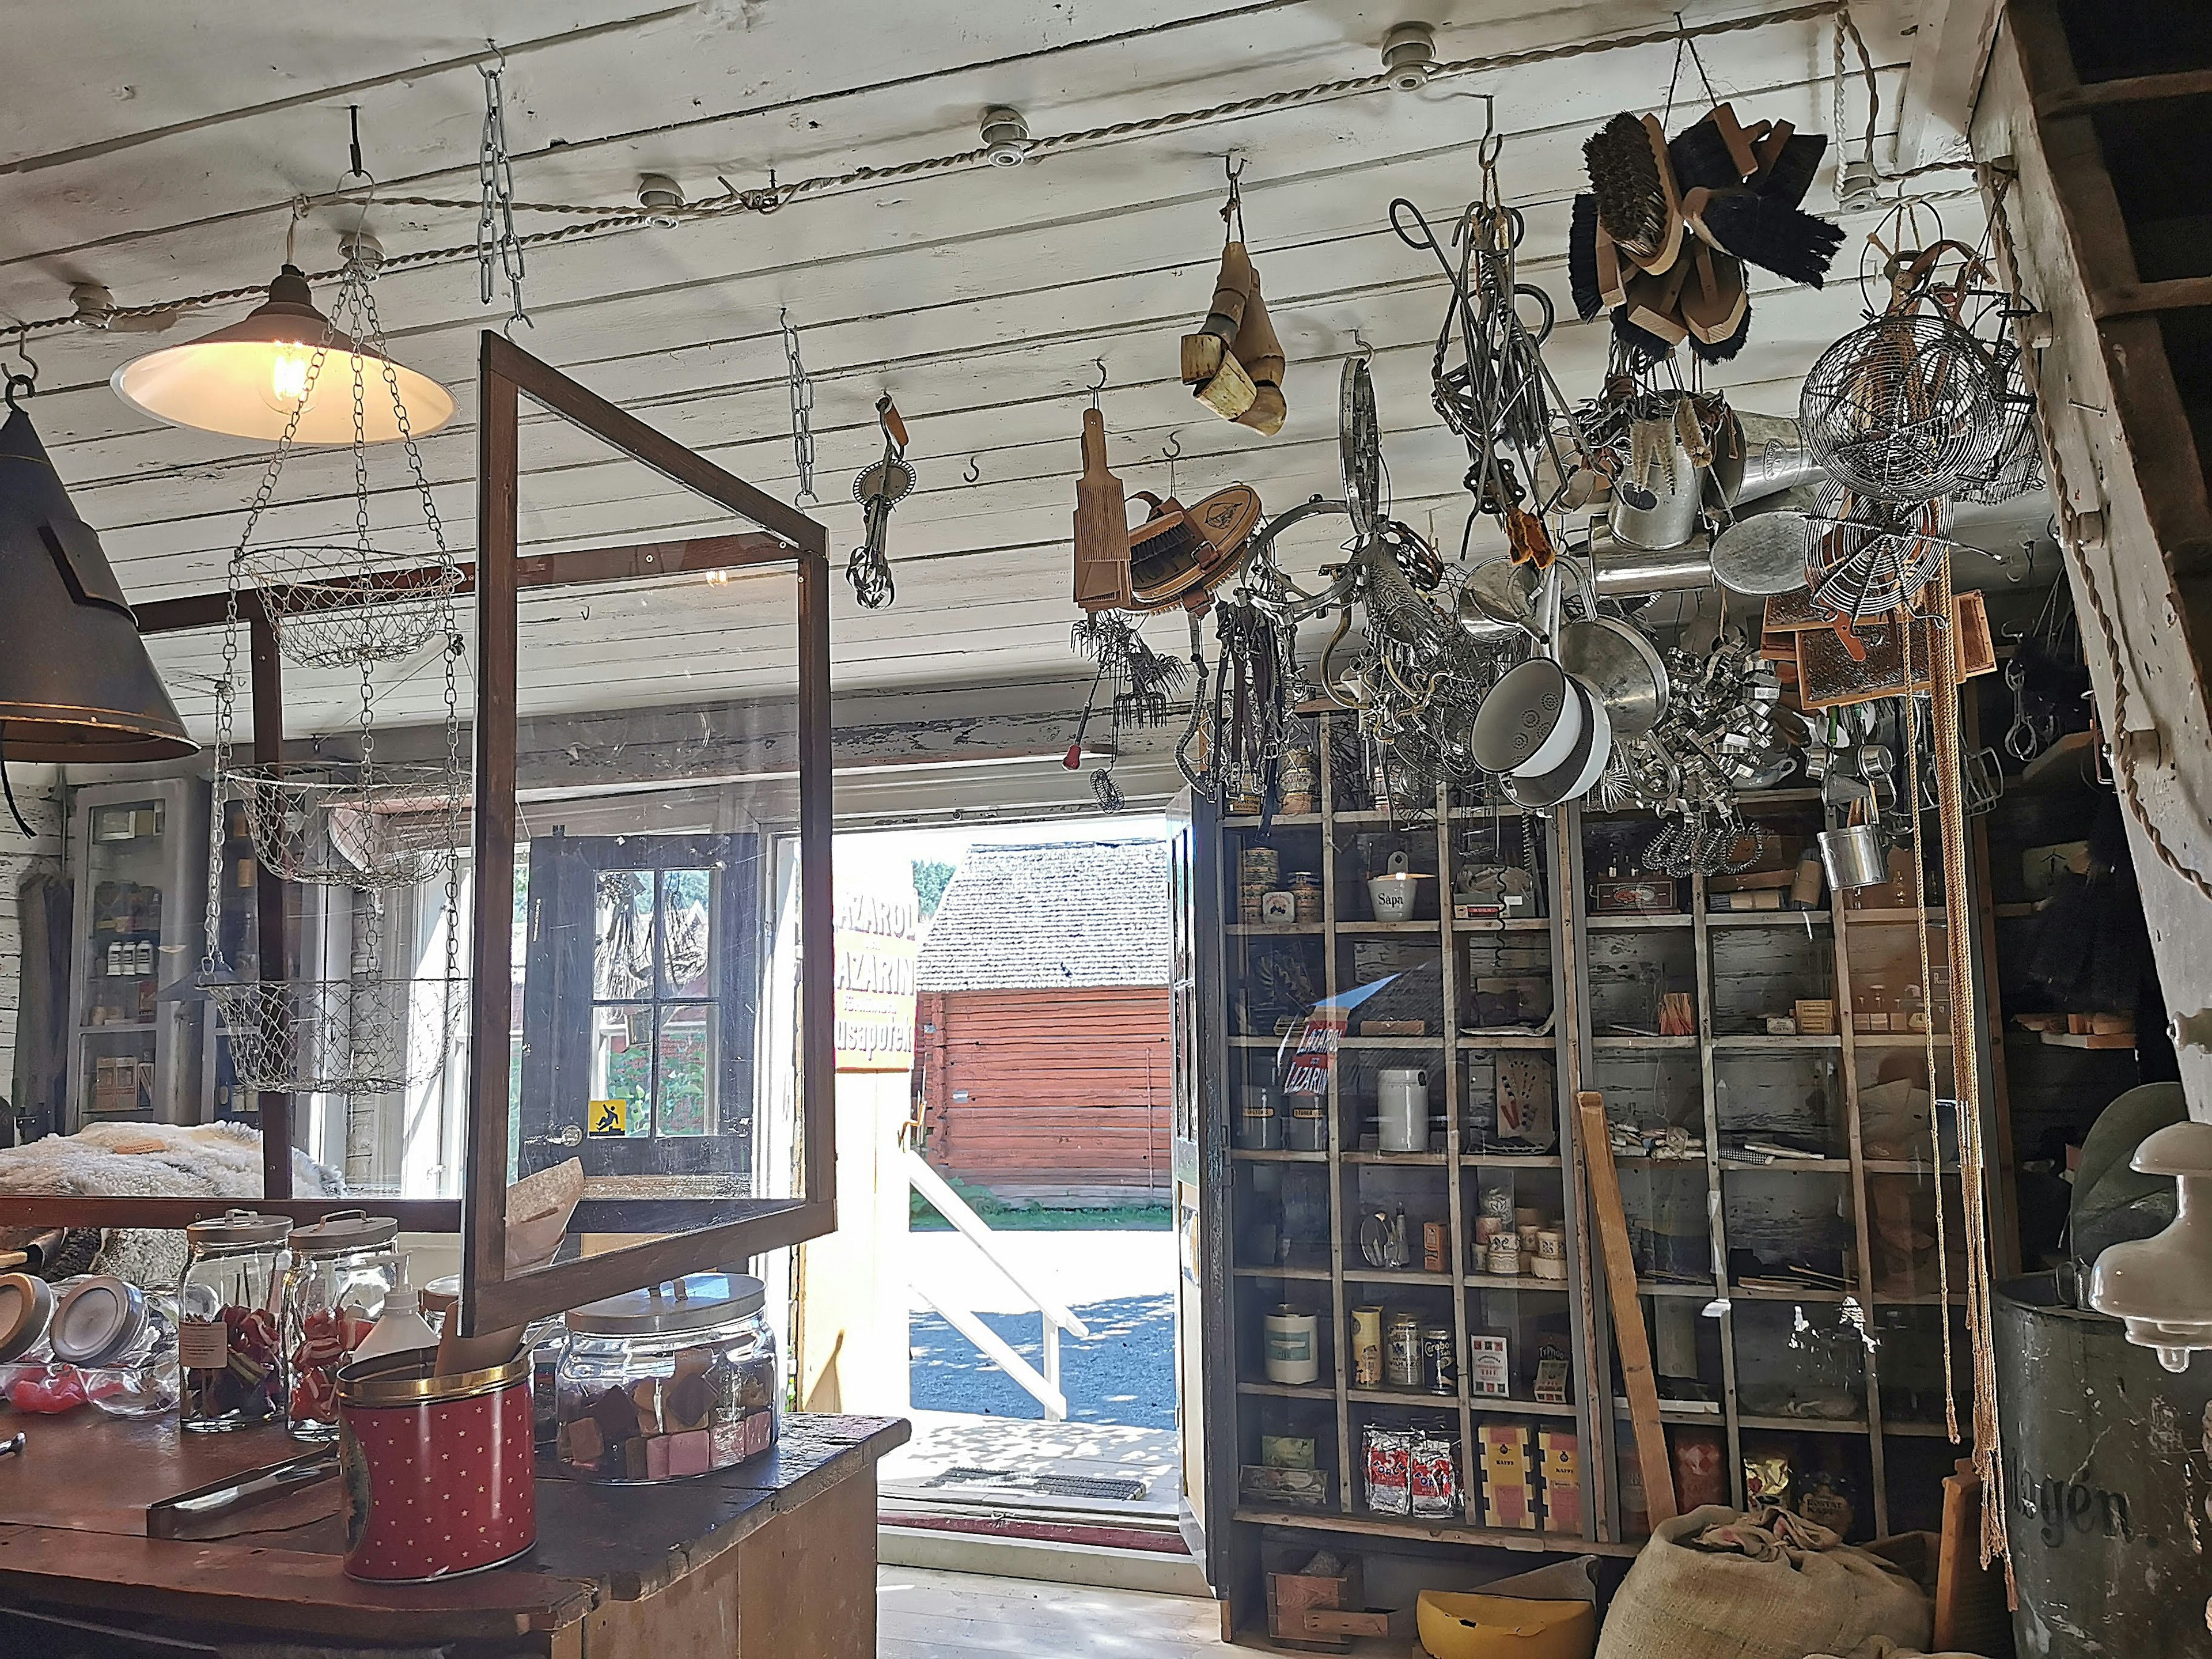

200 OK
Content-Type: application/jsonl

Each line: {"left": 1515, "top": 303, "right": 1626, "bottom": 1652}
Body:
{"left": 229, "top": 760, "right": 465, "bottom": 890}
{"left": 234, "top": 544, "right": 465, "bottom": 669}
{"left": 1800, "top": 313, "right": 2007, "bottom": 505}
{"left": 207, "top": 975, "right": 466, "bottom": 1097}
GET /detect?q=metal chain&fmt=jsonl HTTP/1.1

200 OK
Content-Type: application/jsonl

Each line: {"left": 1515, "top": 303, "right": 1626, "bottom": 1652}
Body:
{"left": 1983, "top": 165, "right": 2212, "bottom": 904}
{"left": 12, "top": 2, "right": 1854, "bottom": 342}
{"left": 476, "top": 58, "right": 527, "bottom": 325}
{"left": 780, "top": 308, "right": 819, "bottom": 505}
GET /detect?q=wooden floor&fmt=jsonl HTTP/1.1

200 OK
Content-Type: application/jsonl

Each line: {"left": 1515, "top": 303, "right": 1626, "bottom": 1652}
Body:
{"left": 878, "top": 1565, "right": 1222, "bottom": 1656}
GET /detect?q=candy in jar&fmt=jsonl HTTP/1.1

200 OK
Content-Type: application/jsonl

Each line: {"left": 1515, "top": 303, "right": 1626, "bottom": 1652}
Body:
{"left": 279, "top": 1212, "right": 397, "bottom": 1440}
{"left": 177, "top": 1210, "right": 291, "bottom": 1431}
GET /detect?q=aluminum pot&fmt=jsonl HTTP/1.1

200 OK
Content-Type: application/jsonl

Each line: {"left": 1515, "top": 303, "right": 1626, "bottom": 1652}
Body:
{"left": 1817, "top": 823, "right": 1888, "bottom": 891}
{"left": 338, "top": 1347, "right": 536, "bottom": 1581}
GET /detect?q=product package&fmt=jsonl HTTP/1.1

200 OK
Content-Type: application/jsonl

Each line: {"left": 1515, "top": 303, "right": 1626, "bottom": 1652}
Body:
{"left": 1480, "top": 1422, "right": 1537, "bottom": 1530}
{"left": 1468, "top": 1332, "right": 1510, "bottom": 1397}
{"left": 1362, "top": 1425, "right": 1411, "bottom": 1515}
{"left": 1538, "top": 1430, "right": 1582, "bottom": 1533}
{"left": 1261, "top": 1434, "right": 1317, "bottom": 1470}
{"left": 1410, "top": 1433, "right": 1463, "bottom": 1519}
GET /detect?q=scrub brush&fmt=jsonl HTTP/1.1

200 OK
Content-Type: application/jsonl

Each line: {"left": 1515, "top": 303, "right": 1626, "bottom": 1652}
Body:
{"left": 1669, "top": 115, "right": 1747, "bottom": 193}
{"left": 1584, "top": 113, "right": 1683, "bottom": 272}
{"left": 1695, "top": 191, "right": 1845, "bottom": 287}
{"left": 1610, "top": 306, "right": 1679, "bottom": 366}
{"left": 1687, "top": 296, "right": 1752, "bottom": 364}
{"left": 1569, "top": 194, "right": 1603, "bottom": 321}
{"left": 1753, "top": 130, "right": 1828, "bottom": 210}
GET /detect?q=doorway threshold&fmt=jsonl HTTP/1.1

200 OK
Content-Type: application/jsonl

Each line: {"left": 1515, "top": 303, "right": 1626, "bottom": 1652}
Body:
{"left": 878, "top": 1409, "right": 1181, "bottom": 1526}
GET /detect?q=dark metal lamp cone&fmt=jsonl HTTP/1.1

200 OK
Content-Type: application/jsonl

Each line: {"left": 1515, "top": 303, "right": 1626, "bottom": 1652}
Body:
{"left": 0, "top": 404, "right": 194, "bottom": 762}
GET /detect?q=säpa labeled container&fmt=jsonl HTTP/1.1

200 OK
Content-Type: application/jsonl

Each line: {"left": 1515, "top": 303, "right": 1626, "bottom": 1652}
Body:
{"left": 337, "top": 1346, "right": 535, "bottom": 1581}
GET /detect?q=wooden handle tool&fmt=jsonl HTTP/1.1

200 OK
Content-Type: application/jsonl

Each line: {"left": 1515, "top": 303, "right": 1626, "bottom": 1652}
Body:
{"left": 1073, "top": 407, "right": 1132, "bottom": 612}
{"left": 1577, "top": 1089, "right": 1679, "bottom": 1529}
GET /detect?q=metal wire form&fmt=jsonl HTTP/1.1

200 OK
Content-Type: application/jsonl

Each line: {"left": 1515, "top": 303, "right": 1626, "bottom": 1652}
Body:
{"left": 1809, "top": 482, "right": 1958, "bottom": 625}
{"left": 230, "top": 760, "right": 465, "bottom": 889}
{"left": 236, "top": 543, "right": 465, "bottom": 669}
{"left": 1800, "top": 313, "right": 2006, "bottom": 505}
{"left": 206, "top": 976, "right": 465, "bottom": 1096}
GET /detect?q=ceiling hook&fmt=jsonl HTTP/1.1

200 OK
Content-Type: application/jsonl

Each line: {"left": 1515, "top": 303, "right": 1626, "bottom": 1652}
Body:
{"left": 1164, "top": 431, "right": 1183, "bottom": 461}
{"left": 1351, "top": 328, "right": 1374, "bottom": 364}
{"left": 963, "top": 455, "right": 981, "bottom": 485}
{"left": 8, "top": 327, "right": 36, "bottom": 387}
{"left": 1089, "top": 357, "right": 1108, "bottom": 410}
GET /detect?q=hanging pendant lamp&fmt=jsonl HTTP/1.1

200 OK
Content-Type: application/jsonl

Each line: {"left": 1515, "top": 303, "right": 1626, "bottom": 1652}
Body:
{"left": 109, "top": 260, "right": 454, "bottom": 444}
{"left": 0, "top": 393, "right": 194, "bottom": 761}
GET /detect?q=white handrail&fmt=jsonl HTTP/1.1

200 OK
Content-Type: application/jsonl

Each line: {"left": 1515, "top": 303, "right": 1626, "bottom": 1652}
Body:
{"left": 903, "top": 1150, "right": 1090, "bottom": 1339}
{"left": 910, "top": 1271, "right": 1070, "bottom": 1422}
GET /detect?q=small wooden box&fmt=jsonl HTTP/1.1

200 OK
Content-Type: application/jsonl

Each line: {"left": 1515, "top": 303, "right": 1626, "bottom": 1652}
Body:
{"left": 1266, "top": 1556, "right": 1392, "bottom": 1652}
{"left": 1593, "top": 876, "right": 1678, "bottom": 915}
{"left": 1794, "top": 998, "right": 1836, "bottom": 1036}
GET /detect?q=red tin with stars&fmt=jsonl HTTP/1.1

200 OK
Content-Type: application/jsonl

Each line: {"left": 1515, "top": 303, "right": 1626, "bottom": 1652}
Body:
{"left": 337, "top": 1347, "right": 536, "bottom": 1582}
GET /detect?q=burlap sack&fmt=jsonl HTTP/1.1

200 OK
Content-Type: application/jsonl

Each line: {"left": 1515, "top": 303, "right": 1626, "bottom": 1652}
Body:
{"left": 1596, "top": 1506, "right": 1933, "bottom": 1659}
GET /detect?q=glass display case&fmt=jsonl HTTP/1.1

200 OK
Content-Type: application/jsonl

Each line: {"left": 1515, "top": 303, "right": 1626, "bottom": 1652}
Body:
{"left": 65, "top": 778, "right": 206, "bottom": 1128}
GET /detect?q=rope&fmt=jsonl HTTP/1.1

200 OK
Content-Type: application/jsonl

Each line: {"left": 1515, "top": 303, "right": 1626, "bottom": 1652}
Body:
{"left": 22, "top": 1, "right": 1854, "bottom": 340}
{"left": 1982, "top": 165, "right": 2212, "bottom": 903}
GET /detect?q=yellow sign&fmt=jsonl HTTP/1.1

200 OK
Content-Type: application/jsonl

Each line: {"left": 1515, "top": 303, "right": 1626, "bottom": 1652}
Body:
{"left": 588, "top": 1097, "right": 629, "bottom": 1137}
{"left": 834, "top": 857, "right": 921, "bottom": 1073}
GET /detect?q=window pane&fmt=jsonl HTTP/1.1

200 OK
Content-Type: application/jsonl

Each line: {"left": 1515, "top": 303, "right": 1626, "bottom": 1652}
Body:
{"left": 660, "top": 868, "right": 713, "bottom": 997}
{"left": 589, "top": 1004, "right": 652, "bottom": 1138}
{"left": 655, "top": 1003, "right": 717, "bottom": 1137}
{"left": 593, "top": 869, "right": 653, "bottom": 999}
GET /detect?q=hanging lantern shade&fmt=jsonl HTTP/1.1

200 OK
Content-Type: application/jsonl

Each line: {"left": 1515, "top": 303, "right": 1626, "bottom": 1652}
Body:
{"left": 109, "top": 264, "right": 455, "bottom": 444}
{"left": 0, "top": 402, "right": 194, "bottom": 761}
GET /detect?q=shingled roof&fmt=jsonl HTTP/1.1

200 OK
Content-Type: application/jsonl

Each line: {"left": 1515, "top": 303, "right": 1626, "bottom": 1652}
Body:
{"left": 916, "top": 839, "right": 1172, "bottom": 991}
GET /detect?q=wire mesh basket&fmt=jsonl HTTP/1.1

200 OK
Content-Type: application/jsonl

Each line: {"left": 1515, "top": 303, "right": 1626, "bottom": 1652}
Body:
{"left": 230, "top": 761, "right": 465, "bottom": 889}
{"left": 207, "top": 975, "right": 467, "bottom": 1097}
{"left": 1800, "top": 313, "right": 2006, "bottom": 505}
{"left": 234, "top": 544, "right": 464, "bottom": 669}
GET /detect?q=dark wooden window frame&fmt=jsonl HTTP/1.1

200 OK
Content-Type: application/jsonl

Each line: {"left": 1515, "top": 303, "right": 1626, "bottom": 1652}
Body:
{"left": 461, "top": 332, "right": 834, "bottom": 1335}
{"left": 0, "top": 335, "right": 836, "bottom": 1291}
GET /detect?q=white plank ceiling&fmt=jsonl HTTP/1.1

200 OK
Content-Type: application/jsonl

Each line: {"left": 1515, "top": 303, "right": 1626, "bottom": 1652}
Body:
{"left": 0, "top": 0, "right": 2012, "bottom": 741}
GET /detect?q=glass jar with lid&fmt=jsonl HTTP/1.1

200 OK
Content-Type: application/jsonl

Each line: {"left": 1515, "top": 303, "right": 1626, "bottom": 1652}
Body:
{"left": 555, "top": 1272, "right": 779, "bottom": 1482}
{"left": 52, "top": 1274, "right": 179, "bottom": 1419}
{"left": 178, "top": 1210, "right": 290, "bottom": 1430}
{"left": 280, "top": 1210, "right": 398, "bottom": 1440}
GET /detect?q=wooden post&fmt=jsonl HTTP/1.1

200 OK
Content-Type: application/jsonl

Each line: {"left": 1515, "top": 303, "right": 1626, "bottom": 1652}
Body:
{"left": 1575, "top": 1089, "right": 1677, "bottom": 1528}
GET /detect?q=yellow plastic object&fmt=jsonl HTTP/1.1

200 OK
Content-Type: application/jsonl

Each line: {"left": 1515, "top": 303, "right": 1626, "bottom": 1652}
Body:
{"left": 1415, "top": 1590, "right": 1596, "bottom": 1659}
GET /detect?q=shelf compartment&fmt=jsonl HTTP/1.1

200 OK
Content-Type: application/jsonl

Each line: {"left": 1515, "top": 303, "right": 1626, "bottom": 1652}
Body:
{"left": 1230, "top": 1507, "right": 1634, "bottom": 1557}
{"left": 1237, "top": 1381, "right": 1335, "bottom": 1401}
{"left": 1736, "top": 1414, "right": 1871, "bottom": 1435}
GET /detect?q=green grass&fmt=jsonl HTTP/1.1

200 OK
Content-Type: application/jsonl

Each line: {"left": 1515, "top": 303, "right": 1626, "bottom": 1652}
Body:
{"left": 910, "top": 1175, "right": 1171, "bottom": 1232}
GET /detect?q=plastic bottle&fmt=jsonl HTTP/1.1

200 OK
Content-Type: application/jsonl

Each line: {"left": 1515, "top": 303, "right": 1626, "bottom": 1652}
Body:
{"left": 351, "top": 1260, "right": 439, "bottom": 1365}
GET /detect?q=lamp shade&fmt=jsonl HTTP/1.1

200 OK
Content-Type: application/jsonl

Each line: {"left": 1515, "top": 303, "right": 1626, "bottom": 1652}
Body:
{"left": 109, "top": 264, "right": 455, "bottom": 444}
{"left": 0, "top": 404, "right": 195, "bottom": 762}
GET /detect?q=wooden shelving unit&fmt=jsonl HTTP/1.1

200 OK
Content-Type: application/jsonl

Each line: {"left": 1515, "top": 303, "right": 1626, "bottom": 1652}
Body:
{"left": 1202, "top": 710, "right": 2016, "bottom": 1638}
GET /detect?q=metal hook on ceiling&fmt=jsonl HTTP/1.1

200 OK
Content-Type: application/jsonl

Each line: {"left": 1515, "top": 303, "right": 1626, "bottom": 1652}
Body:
{"left": 1088, "top": 357, "right": 1108, "bottom": 410}
{"left": 1352, "top": 328, "right": 1374, "bottom": 365}
{"left": 963, "top": 455, "right": 980, "bottom": 485}
{"left": 1221, "top": 153, "right": 1247, "bottom": 243}
{"left": 1164, "top": 431, "right": 1183, "bottom": 461}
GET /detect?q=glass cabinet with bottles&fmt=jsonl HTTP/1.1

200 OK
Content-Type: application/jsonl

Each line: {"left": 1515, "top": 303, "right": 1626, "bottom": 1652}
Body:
{"left": 65, "top": 779, "right": 206, "bottom": 1127}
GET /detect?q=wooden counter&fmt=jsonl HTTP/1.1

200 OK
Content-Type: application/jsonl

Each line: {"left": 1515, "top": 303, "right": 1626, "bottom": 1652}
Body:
{"left": 0, "top": 1409, "right": 908, "bottom": 1656}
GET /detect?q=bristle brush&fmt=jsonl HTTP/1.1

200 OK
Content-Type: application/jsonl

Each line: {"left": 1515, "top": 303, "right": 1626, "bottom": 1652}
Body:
{"left": 1687, "top": 297, "right": 1753, "bottom": 364}
{"left": 1569, "top": 194, "right": 1603, "bottom": 322}
{"left": 1669, "top": 116, "right": 1745, "bottom": 193}
{"left": 1698, "top": 193, "right": 1846, "bottom": 287}
{"left": 1609, "top": 306, "right": 1677, "bottom": 367}
{"left": 1753, "top": 132, "right": 1828, "bottom": 210}
{"left": 1584, "top": 113, "right": 1670, "bottom": 262}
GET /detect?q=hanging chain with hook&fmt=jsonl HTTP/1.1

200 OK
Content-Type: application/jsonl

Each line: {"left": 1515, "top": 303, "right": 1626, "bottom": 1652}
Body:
{"left": 1, "top": 327, "right": 33, "bottom": 410}
{"left": 477, "top": 48, "right": 527, "bottom": 327}
{"left": 1221, "top": 153, "right": 1247, "bottom": 244}
{"left": 779, "top": 308, "right": 819, "bottom": 505}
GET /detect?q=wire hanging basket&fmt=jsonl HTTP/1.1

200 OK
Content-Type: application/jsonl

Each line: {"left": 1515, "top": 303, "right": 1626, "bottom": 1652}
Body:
{"left": 207, "top": 975, "right": 467, "bottom": 1097}
{"left": 234, "top": 544, "right": 464, "bottom": 669}
{"left": 1800, "top": 313, "right": 2007, "bottom": 505}
{"left": 229, "top": 760, "right": 465, "bottom": 889}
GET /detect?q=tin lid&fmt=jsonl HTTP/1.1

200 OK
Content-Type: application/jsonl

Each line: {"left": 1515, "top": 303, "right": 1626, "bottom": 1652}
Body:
{"left": 184, "top": 1209, "right": 293, "bottom": 1248}
{"left": 566, "top": 1271, "right": 766, "bottom": 1336}
{"left": 51, "top": 1274, "right": 146, "bottom": 1365}
{"left": 288, "top": 1209, "right": 399, "bottom": 1255}
{"left": 422, "top": 1274, "right": 461, "bottom": 1319}
{"left": 0, "top": 1274, "right": 53, "bottom": 1363}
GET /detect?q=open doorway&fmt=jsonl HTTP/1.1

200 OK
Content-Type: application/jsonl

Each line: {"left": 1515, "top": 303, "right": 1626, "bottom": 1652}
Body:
{"left": 850, "top": 815, "right": 1194, "bottom": 1555}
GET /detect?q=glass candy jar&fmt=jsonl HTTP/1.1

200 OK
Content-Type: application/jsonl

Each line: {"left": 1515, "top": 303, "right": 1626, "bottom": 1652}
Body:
{"left": 280, "top": 1211, "right": 397, "bottom": 1440}
{"left": 52, "top": 1275, "right": 179, "bottom": 1419}
{"left": 555, "top": 1272, "right": 779, "bottom": 1482}
{"left": 178, "top": 1210, "right": 290, "bottom": 1431}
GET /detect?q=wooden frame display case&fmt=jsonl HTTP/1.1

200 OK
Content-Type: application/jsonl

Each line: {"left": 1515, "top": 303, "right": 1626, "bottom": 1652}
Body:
{"left": 1202, "top": 713, "right": 2014, "bottom": 1637}
{"left": 461, "top": 333, "right": 834, "bottom": 1335}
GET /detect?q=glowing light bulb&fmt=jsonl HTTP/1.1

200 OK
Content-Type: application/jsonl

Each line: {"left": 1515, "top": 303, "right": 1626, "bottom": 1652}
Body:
{"left": 262, "top": 341, "right": 320, "bottom": 415}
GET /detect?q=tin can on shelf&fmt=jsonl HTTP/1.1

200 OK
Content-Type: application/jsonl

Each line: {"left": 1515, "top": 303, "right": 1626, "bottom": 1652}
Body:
{"left": 1287, "top": 872, "right": 1323, "bottom": 923}
{"left": 1421, "top": 1324, "right": 1457, "bottom": 1396}
{"left": 1284, "top": 1099, "right": 1329, "bottom": 1152}
{"left": 338, "top": 1347, "right": 535, "bottom": 1582}
{"left": 1384, "top": 1312, "right": 1422, "bottom": 1389}
{"left": 1263, "top": 1305, "right": 1320, "bottom": 1385}
{"left": 1279, "top": 751, "right": 1318, "bottom": 816}
{"left": 1350, "top": 1306, "right": 1384, "bottom": 1388}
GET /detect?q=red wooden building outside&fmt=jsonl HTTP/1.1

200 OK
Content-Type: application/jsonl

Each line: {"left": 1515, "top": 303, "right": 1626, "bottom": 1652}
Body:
{"left": 913, "top": 840, "right": 1172, "bottom": 1206}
